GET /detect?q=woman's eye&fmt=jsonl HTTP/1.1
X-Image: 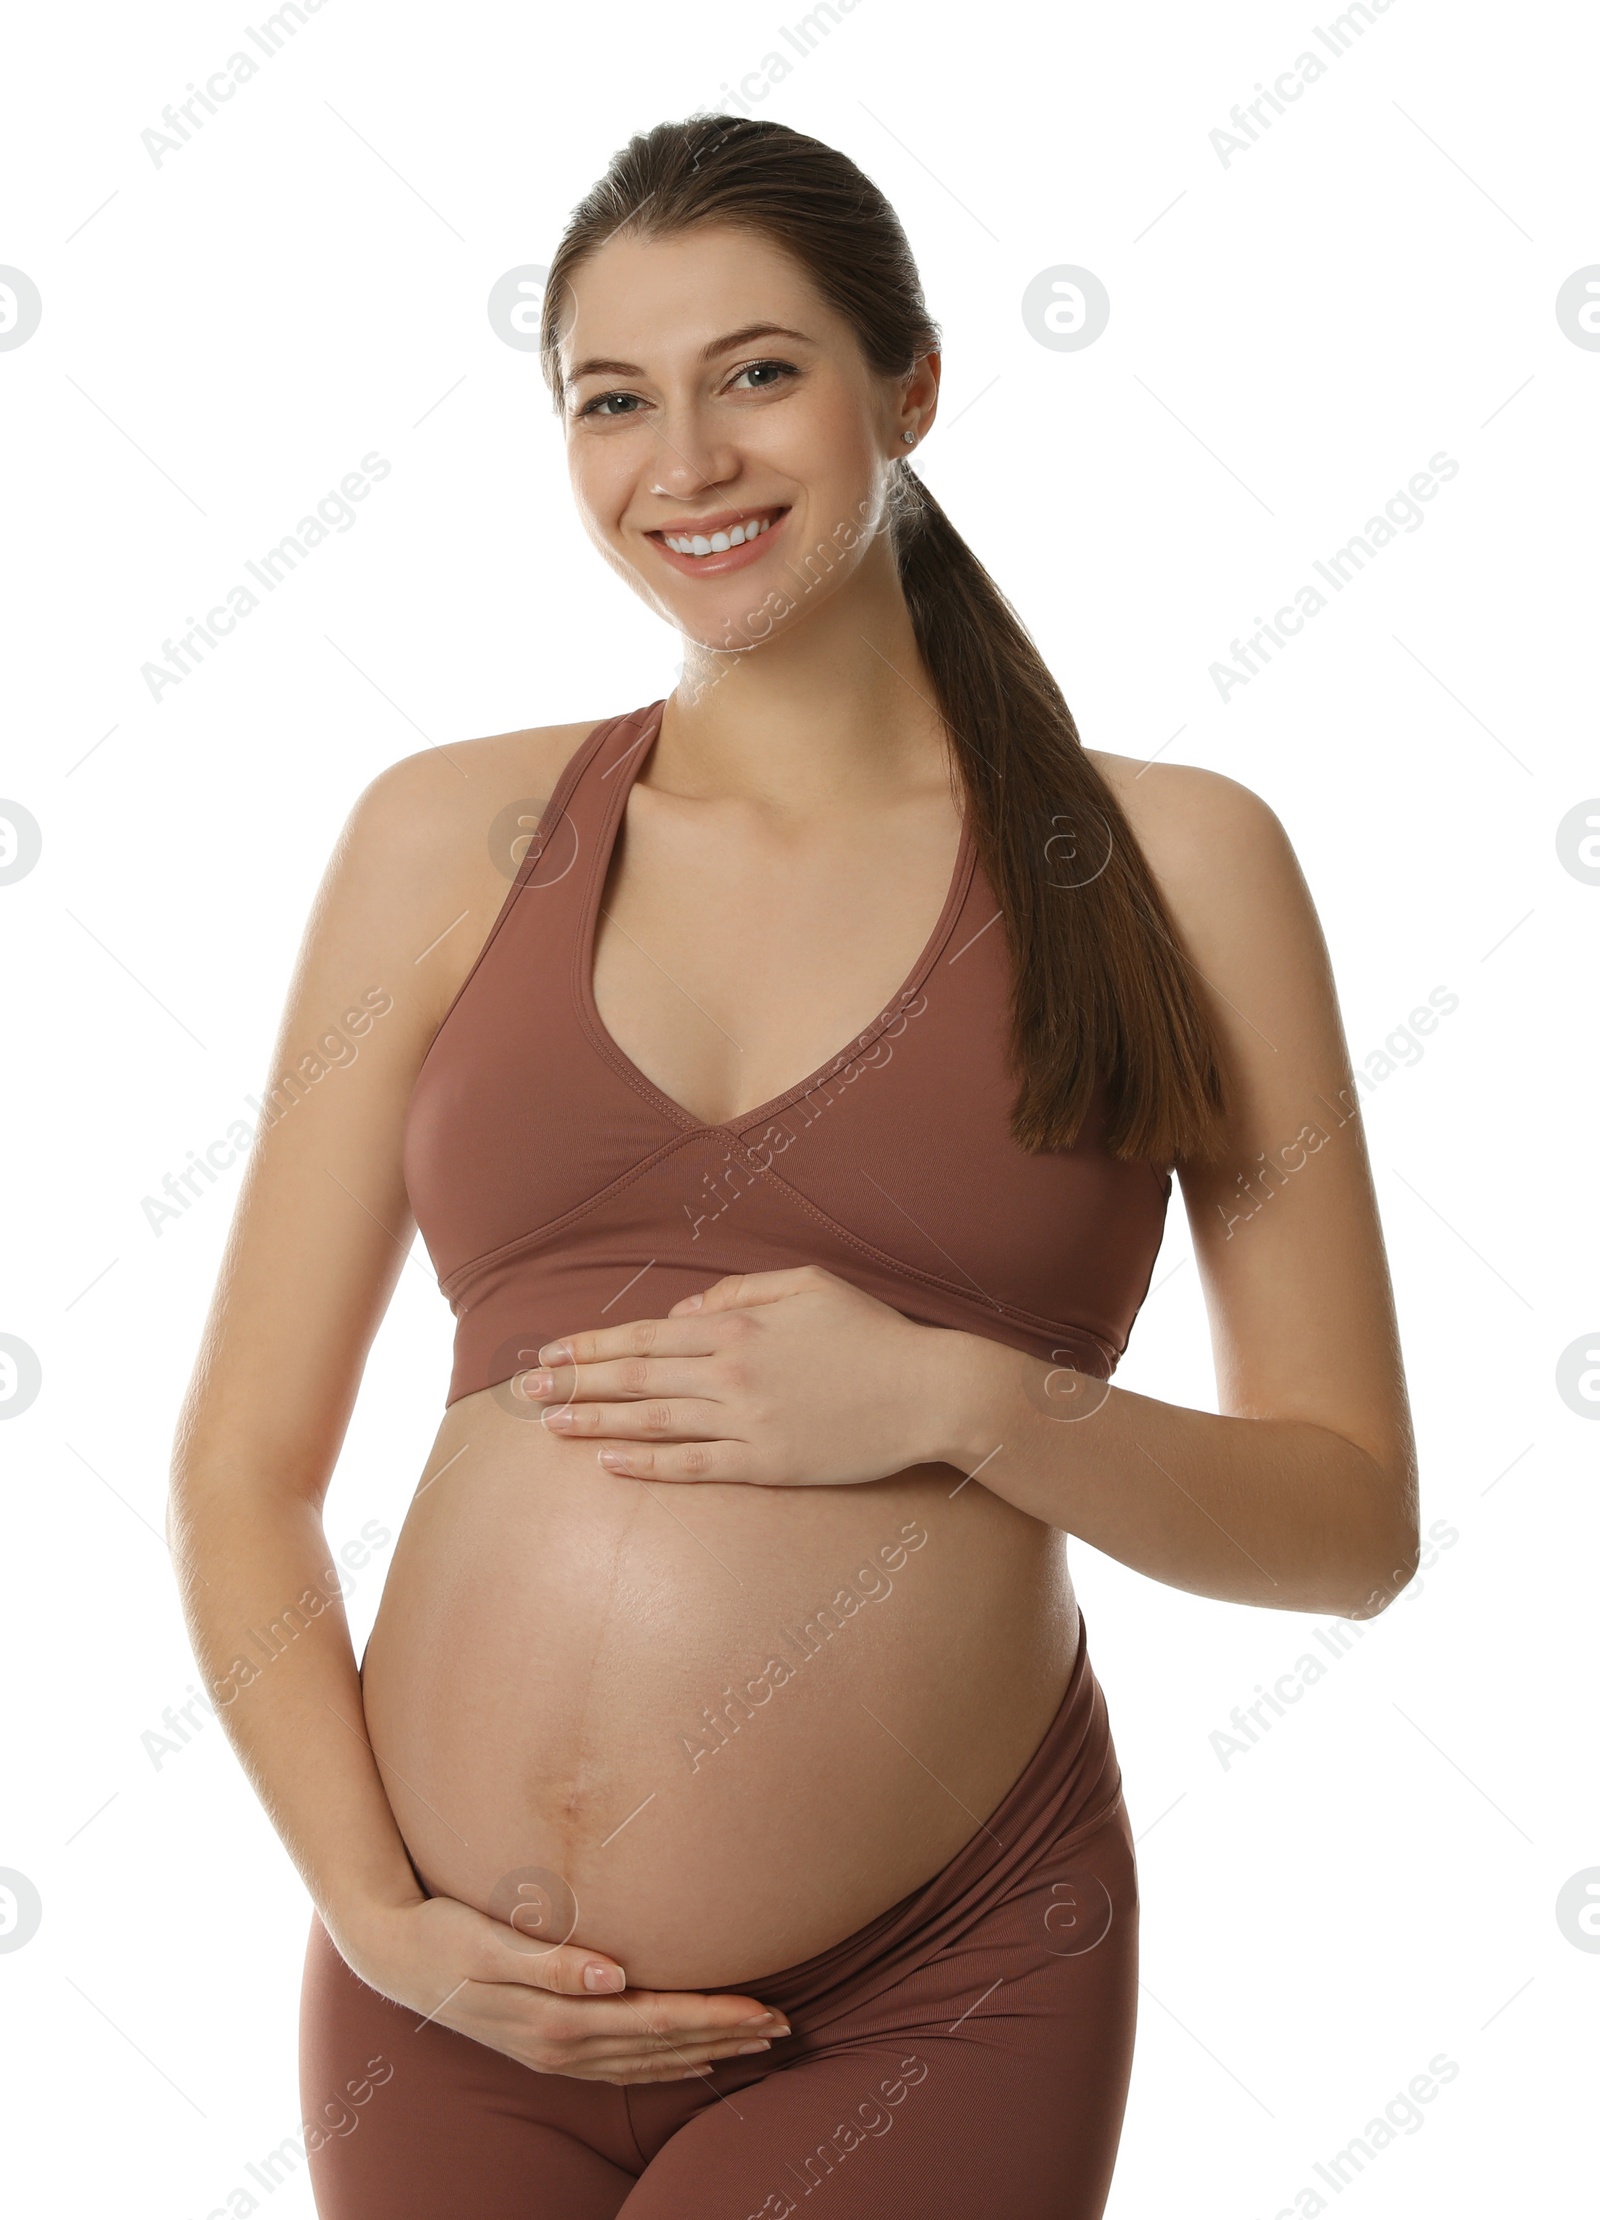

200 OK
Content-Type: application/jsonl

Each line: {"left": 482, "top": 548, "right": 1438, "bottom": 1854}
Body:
{"left": 730, "top": 359, "right": 797, "bottom": 392}
{"left": 578, "top": 391, "right": 643, "bottom": 420}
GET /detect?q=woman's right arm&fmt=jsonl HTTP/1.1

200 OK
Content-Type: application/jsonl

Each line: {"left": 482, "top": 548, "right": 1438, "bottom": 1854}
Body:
{"left": 166, "top": 735, "right": 788, "bottom": 2084}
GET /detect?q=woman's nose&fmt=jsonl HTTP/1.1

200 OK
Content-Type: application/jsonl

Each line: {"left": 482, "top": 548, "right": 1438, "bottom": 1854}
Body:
{"left": 644, "top": 413, "right": 741, "bottom": 499}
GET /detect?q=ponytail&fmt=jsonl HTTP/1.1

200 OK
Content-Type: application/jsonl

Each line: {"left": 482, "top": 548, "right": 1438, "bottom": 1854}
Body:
{"left": 891, "top": 465, "right": 1226, "bottom": 1162}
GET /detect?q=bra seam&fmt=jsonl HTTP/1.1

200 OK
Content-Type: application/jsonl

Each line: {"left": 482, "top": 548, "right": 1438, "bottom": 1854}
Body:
{"left": 729, "top": 1150, "right": 1126, "bottom": 1369}
{"left": 440, "top": 1143, "right": 1126, "bottom": 1369}
{"left": 437, "top": 1129, "right": 722, "bottom": 1298}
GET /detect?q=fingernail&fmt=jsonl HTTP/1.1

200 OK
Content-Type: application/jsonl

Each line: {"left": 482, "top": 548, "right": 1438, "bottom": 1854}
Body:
{"left": 598, "top": 1450, "right": 630, "bottom": 1472}
{"left": 520, "top": 1369, "right": 554, "bottom": 1396}
{"left": 583, "top": 1963, "right": 624, "bottom": 1991}
{"left": 680, "top": 1293, "right": 704, "bottom": 1312}
{"left": 541, "top": 1405, "right": 574, "bottom": 1428}
{"left": 735, "top": 2040, "right": 771, "bottom": 2055}
{"left": 540, "top": 1341, "right": 572, "bottom": 1364}
{"left": 738, "top": 2011, "right": 777, "bottom": 2026}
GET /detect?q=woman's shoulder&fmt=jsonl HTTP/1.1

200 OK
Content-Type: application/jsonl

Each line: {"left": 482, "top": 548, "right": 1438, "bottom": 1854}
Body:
{"left": 1086, "top": 745, "right": 1283, "bottom": 847}
{"left": 1085, "top": 746, "right": 1297, "bottom": 901}
{"left": 311, "top": 718, "right": 613, "bottom": 1034}
{"left": 1084, "top": 746, "right": 1329, "bottom": 1027}
{"left": 327, "top": 715, "right": 615, "bottom": 909}
{"left": 352, "top": 717, "right": 608, "bottom": 854}
{"left": 1085, "top": 744, "right": 1320, "bottom": 980}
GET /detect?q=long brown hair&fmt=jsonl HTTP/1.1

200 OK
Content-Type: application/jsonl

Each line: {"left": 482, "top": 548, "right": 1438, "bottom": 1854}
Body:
{"left": 540, "top": 114, "right": 1228, "bottom": 1168}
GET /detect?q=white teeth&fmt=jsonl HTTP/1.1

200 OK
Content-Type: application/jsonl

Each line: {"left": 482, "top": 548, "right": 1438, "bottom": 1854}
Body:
{"left": 663, "top": 514, "right": 773, "bottom": 557}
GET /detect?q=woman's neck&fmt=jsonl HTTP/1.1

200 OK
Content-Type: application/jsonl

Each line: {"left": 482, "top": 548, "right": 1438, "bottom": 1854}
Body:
{"left": 662, "top": 539, "right": 953, "bottom": 816}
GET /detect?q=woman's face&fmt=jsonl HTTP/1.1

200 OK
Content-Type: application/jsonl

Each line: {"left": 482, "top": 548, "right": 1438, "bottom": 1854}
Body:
{"left": 554, "top": 223, "right": 937, "bottom": 653}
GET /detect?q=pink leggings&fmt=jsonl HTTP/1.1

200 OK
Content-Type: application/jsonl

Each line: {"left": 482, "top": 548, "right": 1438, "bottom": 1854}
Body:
{"left": 299, "top": 1621, "right": 1139, "bottom": 2217}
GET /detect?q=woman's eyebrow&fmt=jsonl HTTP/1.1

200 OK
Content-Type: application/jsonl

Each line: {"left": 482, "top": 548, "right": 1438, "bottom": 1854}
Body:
{"left": 565, "top": 322, "right": 814, "bottom": 384}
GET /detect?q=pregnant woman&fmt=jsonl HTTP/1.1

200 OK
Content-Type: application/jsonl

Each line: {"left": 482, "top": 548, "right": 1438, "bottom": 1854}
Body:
{"left": 169, "top": 115, "right": 1419, "bottom": 2218}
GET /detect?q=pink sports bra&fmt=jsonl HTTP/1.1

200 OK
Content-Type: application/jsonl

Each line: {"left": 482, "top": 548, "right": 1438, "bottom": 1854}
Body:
{"left": 403, "top": 700, "right": 1171, "bottom": 1407}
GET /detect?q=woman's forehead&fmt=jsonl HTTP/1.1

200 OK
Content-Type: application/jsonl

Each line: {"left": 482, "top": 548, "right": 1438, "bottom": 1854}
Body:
{"left": 556, "top": 228, "right": 820, "bottom": 359}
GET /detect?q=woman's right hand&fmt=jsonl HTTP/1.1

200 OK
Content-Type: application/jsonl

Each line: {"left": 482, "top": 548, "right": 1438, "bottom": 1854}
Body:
{"left": 331, "top": 1894, "right": 792, "bottom": 2085}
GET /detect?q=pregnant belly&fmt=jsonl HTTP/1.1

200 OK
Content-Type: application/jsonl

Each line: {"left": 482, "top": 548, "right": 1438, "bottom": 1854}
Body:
{"left": 360, "top": 1383, "right": 1080, "bottom": 1990}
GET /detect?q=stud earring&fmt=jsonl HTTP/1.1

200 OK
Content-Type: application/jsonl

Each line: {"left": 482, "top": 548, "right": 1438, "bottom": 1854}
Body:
{"left": 902, "top": 430, "right": 917, "bottom": 445}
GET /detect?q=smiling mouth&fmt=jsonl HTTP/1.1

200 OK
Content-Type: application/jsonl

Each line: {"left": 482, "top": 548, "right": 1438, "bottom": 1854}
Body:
{"left": 645, "top": 506, "right": 789, "bottom": 561}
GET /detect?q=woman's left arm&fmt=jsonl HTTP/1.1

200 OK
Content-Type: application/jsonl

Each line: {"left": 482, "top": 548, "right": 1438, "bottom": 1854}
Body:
{"left": 528, "top": 768, "right": 1420, "bottom": 1622}
{"left": 935, "top": 762, "right": 1422, "bottom": 1621}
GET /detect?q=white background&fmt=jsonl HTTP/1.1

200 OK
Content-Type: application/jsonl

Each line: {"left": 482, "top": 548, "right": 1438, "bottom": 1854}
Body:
{"left": 1, "top": 0, "right": 1594, "bottom": 2213}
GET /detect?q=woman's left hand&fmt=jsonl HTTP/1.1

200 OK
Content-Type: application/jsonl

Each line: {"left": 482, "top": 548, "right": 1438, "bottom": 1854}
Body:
{"left": 518, "top": 1265, "right": 965, "bottom": 1486}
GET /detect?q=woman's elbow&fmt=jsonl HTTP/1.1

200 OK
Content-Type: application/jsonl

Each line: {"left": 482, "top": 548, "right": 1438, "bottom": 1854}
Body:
{"left": 1346, "top": 1455, "right": 1422, "bottom": 1619}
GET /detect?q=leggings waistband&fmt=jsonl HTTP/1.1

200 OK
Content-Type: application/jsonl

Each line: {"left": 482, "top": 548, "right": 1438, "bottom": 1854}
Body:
{"left": 720, "top": 1610, "right": 1123, "bottom": 2025}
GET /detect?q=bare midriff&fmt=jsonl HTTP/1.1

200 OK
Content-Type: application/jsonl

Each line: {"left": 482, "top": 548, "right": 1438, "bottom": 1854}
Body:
{"left": 359, "top": 1380, "right": 1080, "bottom": 1991}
